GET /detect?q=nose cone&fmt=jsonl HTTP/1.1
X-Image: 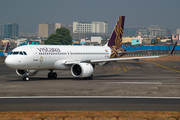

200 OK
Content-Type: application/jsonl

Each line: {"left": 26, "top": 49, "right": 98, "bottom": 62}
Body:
{"left": 5, "top": 56, "right": 15, "bottom": 68}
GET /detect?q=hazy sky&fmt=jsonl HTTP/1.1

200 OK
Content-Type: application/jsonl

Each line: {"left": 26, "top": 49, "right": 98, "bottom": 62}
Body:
{"left": 0, "top": 0, "right": 180, "bottom": 33}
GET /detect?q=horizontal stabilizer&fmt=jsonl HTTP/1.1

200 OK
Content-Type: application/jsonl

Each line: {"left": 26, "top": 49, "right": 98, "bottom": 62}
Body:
{"left": 169, "top": 41, "right": 177, "bottom": 55}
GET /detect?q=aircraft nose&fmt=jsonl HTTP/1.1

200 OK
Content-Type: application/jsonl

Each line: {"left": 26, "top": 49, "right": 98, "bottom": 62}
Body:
{"left": 5, "top": 56, "right": 14, "bottom": 68}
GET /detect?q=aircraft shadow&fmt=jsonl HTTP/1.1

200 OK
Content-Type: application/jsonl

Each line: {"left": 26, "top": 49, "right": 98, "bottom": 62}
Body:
{"left": 6, "top": 74, "right": 124, "bottom": 82}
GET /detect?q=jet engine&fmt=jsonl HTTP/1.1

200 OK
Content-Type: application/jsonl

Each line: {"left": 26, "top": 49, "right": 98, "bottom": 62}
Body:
{"left": 16, "top": 69, "right": 38, "bottom": 76}
{"left": 71, "top": 63, "right": 93, "bottom": 78}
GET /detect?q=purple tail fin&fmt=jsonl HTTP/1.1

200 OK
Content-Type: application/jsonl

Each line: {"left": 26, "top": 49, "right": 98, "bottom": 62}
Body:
{"left": 108, "top": 16, "right": 125, "bottom": 48}
{"left": 3, "top": 42, "right": 9, "bottom": 56}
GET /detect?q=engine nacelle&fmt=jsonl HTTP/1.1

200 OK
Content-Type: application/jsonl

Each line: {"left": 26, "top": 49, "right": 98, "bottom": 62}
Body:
{"left": 71, "top": 63, "right": 93, "bottom": 78}
{"left": 16, "top": 69, "right": 38, "bottom": 76}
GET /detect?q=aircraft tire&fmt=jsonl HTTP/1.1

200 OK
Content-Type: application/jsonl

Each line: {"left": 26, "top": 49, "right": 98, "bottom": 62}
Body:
{"left": 23, "top": 77, "right": 29, "bottom": 81}
{"left": 52, "top": 72, "right": 57, "bottom": 79}
{"left": 23, "top": 77, "right": 26, "bottom": 81}
{"left": 48, "top": 72, "right": 53, "bottom": 79}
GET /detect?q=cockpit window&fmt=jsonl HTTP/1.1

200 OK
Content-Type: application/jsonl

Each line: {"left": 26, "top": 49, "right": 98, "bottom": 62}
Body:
{"left": 13, "top": 52, "right": 19, "bottom": 55}
{"left": 19, "top": 51, "right": 23, "bottom": 55}
{"left": 10, "top": 51, "right": 27, "bottom": 55}
{"left": 23, "top": 52, "right": 27, "bottom": 55}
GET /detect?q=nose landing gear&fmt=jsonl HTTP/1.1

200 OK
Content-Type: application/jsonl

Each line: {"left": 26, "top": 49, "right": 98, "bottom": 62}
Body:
{"left": 23, "top": 77, "right": 29, "bottom": 81}
{"left": 23, "top": 70, "right": 30, "bottom": 81}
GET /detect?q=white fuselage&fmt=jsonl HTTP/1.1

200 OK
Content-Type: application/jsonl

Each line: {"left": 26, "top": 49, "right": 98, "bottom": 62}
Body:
{"left": 5, "top": 45, "right": 111, "bottom": 70}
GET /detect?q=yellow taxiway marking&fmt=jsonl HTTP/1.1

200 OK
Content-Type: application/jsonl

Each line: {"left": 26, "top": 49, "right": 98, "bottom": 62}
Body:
{"left": 148, "top": 61, "right": 180, "bottom": 74}
{"left": 120, "top": 64, "right": 126, "bottom": 73}
{"left": 101, "top": 64, "right": 126, "bottom": 75}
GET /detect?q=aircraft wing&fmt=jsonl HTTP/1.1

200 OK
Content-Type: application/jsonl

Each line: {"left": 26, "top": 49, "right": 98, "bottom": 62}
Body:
{"left": 64, "top": 55, "right": 162, "bottom": 65}
{"left": 65, "top": 42, "right": 177, "bottom": 65}
{"left": 90, "top": 55, "right": 162, "bottom": 63}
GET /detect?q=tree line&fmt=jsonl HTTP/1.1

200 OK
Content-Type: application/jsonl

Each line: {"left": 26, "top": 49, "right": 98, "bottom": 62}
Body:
{"left": 44, "top": 27, "right": 72, "bottom": 45}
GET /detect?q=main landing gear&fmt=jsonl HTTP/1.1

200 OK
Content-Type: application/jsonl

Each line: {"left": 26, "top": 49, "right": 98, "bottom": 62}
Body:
{"left": 23, "top": 70, "right": 30, "bottom": 81}
{"left": 48, "top": 70, "right": 57, "bottom": 79}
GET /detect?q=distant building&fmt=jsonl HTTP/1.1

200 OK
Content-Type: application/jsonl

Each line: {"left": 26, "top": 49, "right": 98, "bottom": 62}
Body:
{"left": 124, "top": 26, "right": 146, "bottom": 37}
{"left": 0, "top": 23, "right": 19, "bottom": 38}
{"left": 131, "top": 36, "right": 143, "bottom": 45}
{"left": 177, "top": 29, "right": 180, "bottom": 34}
{"left": 72, "top": 33, "right": 86, "bottom": 40}
{"left": 80, "top": 39, "right": 86, "bottom": 45}
{"left": 124, "top": 25, "right": 171, "bottom": 37}
{"left": 138, "top": 29, "right": 149, "bottom": 36}
{"left": 73, "top": 21, "right": 107, "bottom": 40}
{"left": 11, "top": 23, "right": 19, "bottom": 38}
{"left": 19, "top": 32, "right": 36, "bottom": 37}
{"left": 143, "top": 37, "right": 151, "bottom": 44}
{"left": 148, "top": 25, "right": 171, "bottom": 37}
{"left": 122, "top": 37, "right": 133, "bottom": 43}
{"left": 0, "top": 23, "right": 4, "bottom": 38}
{"left": 73, "top": 21, "right": 108, "bottom": 34}
{"left": 38, "top": 24, "right": 49, "bottom": 37}
{"left": 0, "top": 40, "right": 7, "bottom": 47}
{"left": 91, "top": 36, "right": 102, "bottom": 44}
{"left": 17, "top": 38, "right": 41, "bottom": 46}
{"left": 48, "top": 23, "right": 55, "bottom": 36}
{"left": 38, "top": 23, "right": 73, "bottom": 38}
{"left": 172, "top": 34, "right": 179, "bottom": 40}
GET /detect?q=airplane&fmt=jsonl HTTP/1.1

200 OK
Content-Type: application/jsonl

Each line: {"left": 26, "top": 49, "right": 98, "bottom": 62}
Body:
{"left": 4, "top": 16, "right": 177, "bottom": 81}
{"left": 3, "top": 42, "right": 9, "bottom": 56}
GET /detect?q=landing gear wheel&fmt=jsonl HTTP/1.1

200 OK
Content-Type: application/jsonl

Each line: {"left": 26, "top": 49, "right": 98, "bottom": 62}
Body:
{"left": 22, "top": 70, "right": 30, "bottom": 81}
{"left": 52, "top": 72, "right": 57, "bottom": 79}
{"left": 23, "top": 77, "right": 29, "bottom": 81}
{"left": 48, "top": 72, "right": 57, "bottom": 79}
{"left": 48, "top": 72, "right": 53, "bottom": 79}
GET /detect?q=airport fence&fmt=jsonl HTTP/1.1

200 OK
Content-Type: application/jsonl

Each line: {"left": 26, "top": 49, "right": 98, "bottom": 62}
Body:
{"left": 4, "top": 115, "right": 180, "bottom": 120}
{"left": 122, "top": 45, "right": 180, "bottom": 56}
{"left": 122, "top": 45, "right": 180, "bottom": 51}
{"left": 123, "top": 50, "right": 180, "bottom": 56}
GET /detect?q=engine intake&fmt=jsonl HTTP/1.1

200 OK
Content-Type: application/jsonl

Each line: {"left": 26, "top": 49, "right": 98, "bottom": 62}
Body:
{"left": 71, "top": 63, "right": 93, "bottom": 78}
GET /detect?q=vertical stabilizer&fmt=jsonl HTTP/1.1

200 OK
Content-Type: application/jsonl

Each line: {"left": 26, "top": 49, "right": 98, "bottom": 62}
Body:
{"left": 108, "top": 16, "right": 125, "bottom": 58}
{"left": 3, "top": 42, "right": 9, "bottom": 56}
{"left": 108, "top": 16, "right": 125, "bottom": 48}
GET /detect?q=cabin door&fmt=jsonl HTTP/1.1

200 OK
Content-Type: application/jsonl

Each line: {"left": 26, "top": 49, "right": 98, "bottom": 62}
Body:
{"left": 31, "top": 47, "right": 38, "bottom": 61}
